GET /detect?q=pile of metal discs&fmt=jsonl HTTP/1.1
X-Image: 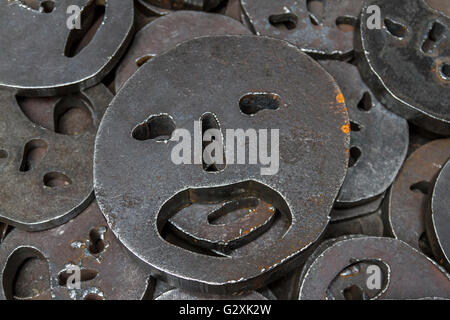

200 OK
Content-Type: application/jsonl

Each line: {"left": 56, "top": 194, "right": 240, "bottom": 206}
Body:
{"left": 0, "top": 0, "right": 449, "bottom": 300}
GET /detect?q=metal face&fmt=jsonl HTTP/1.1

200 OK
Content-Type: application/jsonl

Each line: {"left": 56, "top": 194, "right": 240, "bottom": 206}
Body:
{"left": 94, "top": 35, "right": 350, "bottom": 293}
{"left": 356, "top": 0, "right": 450, "bottom": 135}
{"left": 298, "top": 237, "right": 450, "bottom": 300}
{"left": 114, "top": 11, "right": 251, "bottom": 92}
{"left": 384, "top": 139, "right": 450, "bottom": 255}
{"left": 428, "top": 158, "right": 450, "bottom": 271}
{"left": 320, "top": 60, "right": 409, "bottom": 207}
{"left": 240, "top": 0, "right": 363, "bottom": 59}
{"left": 0, "top": 200, "right": 151, "bottom": 300}
{"left": 0, "top": 84, "right": 110, "bottom": 231}
{"left": 0, "top": 0, "right": 134, "bottom": 96}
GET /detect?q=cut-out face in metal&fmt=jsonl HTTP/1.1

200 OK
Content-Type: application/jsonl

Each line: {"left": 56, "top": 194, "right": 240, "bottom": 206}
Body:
{"left": 94, "top": 35, "right": 350, "bottom": 294}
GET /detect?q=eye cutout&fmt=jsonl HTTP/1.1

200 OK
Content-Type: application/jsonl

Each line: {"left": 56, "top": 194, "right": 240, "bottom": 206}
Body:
{"left": 384, "top": 18, "right": 407, "bottom": 38}
{"left": 43, "top": 172, "right": 72, "bottom": 188}
{"left": 57, "top": 265, "right": 98, "bottom": 286}
{"left": 269, "top": 12, "right": 298, "bottom": 30}
{"left": 17, "top": 0, "right": 54, "bottom": 13}
{"left": 136, "top": 54, "right": 156, "bottom": 67}
{"left": 439, "top": 62, "right": 450, "bottom": 81}
{"left": 239, "top": 92, "right": 281, "bottom": 116}
{"left": 357, "top": 92, "right": 373, "bottom": 112}
{"left": 409, "top": 180, "right": 432, "bottom": 195}
{"left": 132, "top": 114, "right": 176, "bottom": 142}
{"left": 422, "top": 21, "right": 446, "bottom": 53}
{"left": 40, "top": 0, "right": 54, "bottom": 13}
{"left": 0, "top": 149, "right": 8, "bottom": 159}
{"left": 336, "top": 16, "right": 358, "bottom": 32}
{"left": 87, "top": 226, "right": 107, "bottom": 255}
{"left": 350, "top": 121, "right": 362, "bottom": 132}
{"left": 348, "top": 146, "right": 362, "bottom": 168}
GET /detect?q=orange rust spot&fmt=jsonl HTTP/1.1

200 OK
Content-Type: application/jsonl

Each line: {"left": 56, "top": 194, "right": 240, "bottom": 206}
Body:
{"left": 336, "top": 92, "right": 345, "bottom": 104}
{"left": 341, "top": 123, "right": 350, "bottom": 134}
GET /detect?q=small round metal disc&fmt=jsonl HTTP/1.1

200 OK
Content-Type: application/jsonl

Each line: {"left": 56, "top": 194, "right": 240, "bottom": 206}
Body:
{"left": 94, "top": 35, "right": 350, "bottom": 293}
{"left": 356, "top": 0, "right": 450, "bottom": 135}
{"left": 0, "top": 0, "right": 134, "bottom": 96}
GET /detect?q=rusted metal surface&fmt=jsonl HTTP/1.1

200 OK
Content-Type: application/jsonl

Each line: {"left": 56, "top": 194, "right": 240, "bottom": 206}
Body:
{"left": 94, "top": 35, "right": 350, "bottom": 293}
{"left": 384, "top": 139, "right": 450, "bottom": 256}
{"left": 427, "top": 158, "right": 450, "bottom": 271}
{"left": 356, "top": 0, "right": 450, "bottom": 135}
{"left": 298, "top": 236, "right": 450, "bottom": 300}
{"left": 0, "top": 0, "right": 134, "bottom": 96}
{"left": 240, "top": 0, "right": 363, "bottom": 59}
{"left": 0, "top": 200, "right": 152, "bottom": 300}
{"left": 114, "top": 11, "right": 251, "bottom": 91}
{"left": 0, "top": 84, "right": 110, "bottom": 231}
{"left": 320, "top": 60, "right": 408, "bottom": 208}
